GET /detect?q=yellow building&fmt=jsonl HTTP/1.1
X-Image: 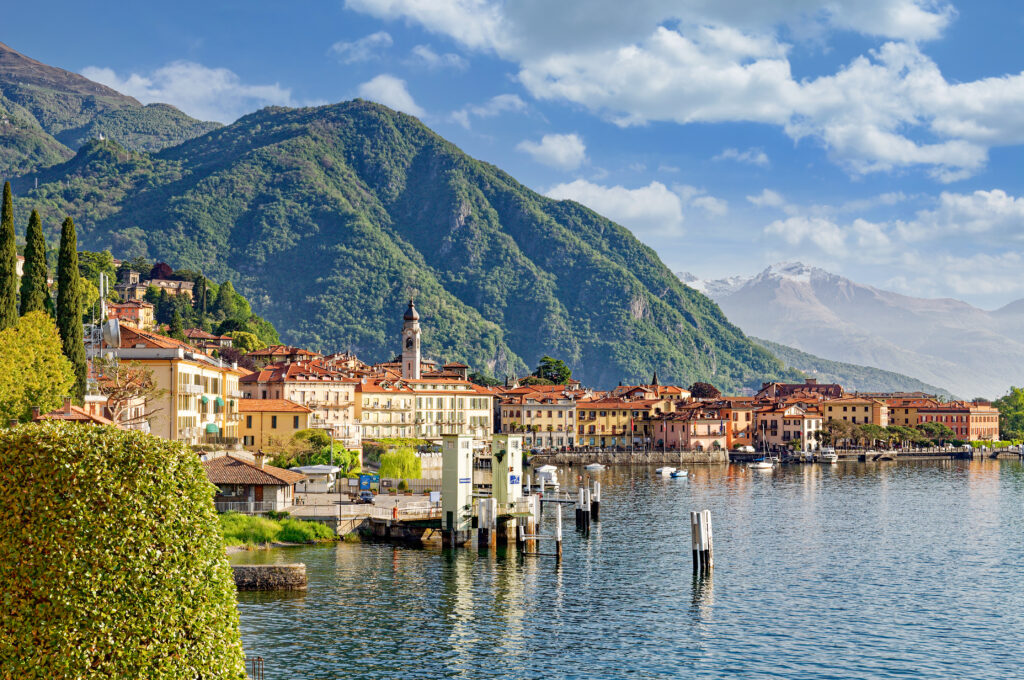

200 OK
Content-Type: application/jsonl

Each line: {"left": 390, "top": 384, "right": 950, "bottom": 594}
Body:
{"left": 238, "top": 399, "right": 312, "bottom": 450}
{"left": 499, "top": 391, "right": 576, "bottom": 449}
{"left": 91, "top": 324, "right": 247, "bottom": 445}
{"left": 885, "top": 398, "right": 940, "bottom": 427}
{"left": 576, "top": 397, "right": 673, "bottom": 448}
{"left": 823, "top": 396, "right": 890, "bottom": 426}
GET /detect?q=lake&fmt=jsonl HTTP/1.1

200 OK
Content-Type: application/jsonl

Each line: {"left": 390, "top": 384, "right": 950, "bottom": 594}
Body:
{"left": 232, "top": 459, "right": 1024, "bottom": 679}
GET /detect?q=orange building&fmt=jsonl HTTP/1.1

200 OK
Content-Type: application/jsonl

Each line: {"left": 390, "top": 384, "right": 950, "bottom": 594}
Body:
{"left": 107, "top": 300, "right": 155, "bottom": 330}
{"left": 917, "top": 401, "right": 1000, "bottom": 441}
{"left": 885, "top": 398, "right": 940, "bottom": 428}
{"left": 823, "top": 396, "right": 889, "bottom": 427}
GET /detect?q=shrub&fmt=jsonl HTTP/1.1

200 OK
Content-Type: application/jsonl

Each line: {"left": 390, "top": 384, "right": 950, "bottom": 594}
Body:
{"left": 398, "top": 479, "right": 408, "bottom": 491}
{"left": 277, "top": 518, "right": 334, "bottom": 543}
{"left": 218, "top": 512, "right": 334, "bottom": 546}
{"left": 379, "top": 447, "right": 422, "bottom": 479}
{"left": 0, "top": 422, "right": 246, "bottom": 679}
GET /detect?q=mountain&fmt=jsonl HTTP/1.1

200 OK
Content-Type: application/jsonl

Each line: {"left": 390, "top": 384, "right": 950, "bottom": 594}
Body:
{"left": 8, "top": 92, "right": 803, "bottom": 390}
{"left": 683, "top": 262, "right": 1024, "bottom": 398}
{"left": 750, "top": 337, "right": 952, "bottom": 398}
{"left": 0, "top": 41, "right": 218, "bottom": 177}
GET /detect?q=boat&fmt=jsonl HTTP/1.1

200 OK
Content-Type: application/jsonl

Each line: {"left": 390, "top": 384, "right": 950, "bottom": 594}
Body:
{"left": 655, "top": 466, "right": 676, "bottom": 476}
{"left": 670, "top": 469, "right": 688, "bottom": 478}
{"left": 535, "top": 464, "right": 559, "bottom": 491}
{"left": 820, "top": 448, "right": 838, "bottom": 464}
{"left": 747, "top": 457, "right": 774, "bottom": 470}
{"left": 584, "top": 463, "right": 606, "bottom": 472}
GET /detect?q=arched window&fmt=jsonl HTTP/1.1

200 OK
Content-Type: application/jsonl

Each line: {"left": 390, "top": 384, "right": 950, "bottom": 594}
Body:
{"left": 406, "top": 337, "right": 414, "bottom": 349}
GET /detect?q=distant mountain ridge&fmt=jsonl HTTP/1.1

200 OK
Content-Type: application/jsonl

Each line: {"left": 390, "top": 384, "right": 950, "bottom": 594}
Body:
{"left": 0, "top": 46, "right": 805, "bottom": 392}
{"left": 682, "top": 262, "right": 1024, "bottom": 398}
{"left": 0, "top": 41, "right": 219, "bottom": 177}
{"left": 751, "top": 337, "right": 952, "bottom": 398}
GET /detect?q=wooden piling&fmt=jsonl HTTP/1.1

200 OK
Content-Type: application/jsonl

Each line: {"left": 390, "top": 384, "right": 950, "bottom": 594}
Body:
{"left": 690, "top": 509, "right": 714, "bottom": 573}
{"left": 555, "top": 503, "right": 563, "bottom": 561}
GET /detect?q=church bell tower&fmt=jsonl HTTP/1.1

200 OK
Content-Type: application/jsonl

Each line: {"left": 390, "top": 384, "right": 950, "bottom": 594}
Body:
{"left": 402, "top": 300, "right": 421, "bottom": 380}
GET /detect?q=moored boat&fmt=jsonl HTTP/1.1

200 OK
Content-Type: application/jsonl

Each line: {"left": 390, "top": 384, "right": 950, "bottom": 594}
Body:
{"left": 670, "top": 469, "right": 688, "bottom": 478}
{"left": 655, "top": 466, "right": 676, "bottom": 476}
{"left": 584, "top": 463, "right": 606, "bottom": 472}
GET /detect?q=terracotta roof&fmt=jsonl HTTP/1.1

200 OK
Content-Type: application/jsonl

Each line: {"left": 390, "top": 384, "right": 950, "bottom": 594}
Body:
{"left": 108, "top": 300, "right": 154, "bottom": 309}
{"left": 237, "top": 399, "right": 312, "bottom": 414}
{"left": 246, "top": 345, "right": 322, "bottom": 358}
{"left": 203, "top": 455, "right": 306, "bottom": 486}
{"left": 443, "top": 362, "right": 469, "bottom": 368}
{"left": 184, "top": 328, "right": 230, "bottom": 341}
{"left": 34, "top": 404, "right": 115, "bottom": 426}
{"left": 240, "top": 361, "right": 357, "bottom": 384}
{"left": 119, "top": 324, "right": 198, "bottom": 352}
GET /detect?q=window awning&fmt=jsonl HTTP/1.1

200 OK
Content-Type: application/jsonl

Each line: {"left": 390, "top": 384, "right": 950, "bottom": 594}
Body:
{"left": 200, "top": 395, "right": 209, "bottom": 405}
{"left": 216, "top": 396, "right": 225, "bottom": 407}
{"left": 205, "top": 423, "right": 220, "bottom": 434}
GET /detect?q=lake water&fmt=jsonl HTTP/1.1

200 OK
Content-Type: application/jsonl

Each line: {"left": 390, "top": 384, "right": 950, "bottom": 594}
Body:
{"left": 232, "top": 460, "right": 1024, "bottom": 679}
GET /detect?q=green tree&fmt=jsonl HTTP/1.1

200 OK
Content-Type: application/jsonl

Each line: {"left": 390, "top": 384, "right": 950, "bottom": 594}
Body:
{"left": 520, "top": 375, "right": 553, "bottom": 386}
{"left": 0, "top": 422, "right": 248, "bottom": 678}
{"left": 993, "top": 387, "right": 1024, "bottom": 441}
{"left": 378, "top": 447, "right": 422, "bottom": 479}
{"left": 917, "top": 421, "right": 956, "bottom": 443}
{"left": 19, "top": 210, "right": 50, "bottom": 316}
{"left": 56, "top": 217, "right": 86, "bottom": 403}
{"left": 168, "top": 310, "right": 185, "bottom": 340}
{"left": 213, "top": 280, "right": 239, "bottom": 320}
{"left": 0, "top": 311, "right": 76, "bottom": 422}
{"left": 689, "top": 382, "right": 722, "bottom": 399}
{"left": 534, "top": 355, "right": 572, "bottom": 384}
{"left": 228, "top": 330, "right": 265, "bottom": 354}
{"left": 0, "top": 182, "right": 16, "bottom": 329}
{"left": 468, "top": 371, "right": 501, "bottom": 387}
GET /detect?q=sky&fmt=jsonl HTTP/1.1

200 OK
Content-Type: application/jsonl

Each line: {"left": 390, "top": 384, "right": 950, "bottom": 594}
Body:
{"left": 6, "top": 0, "right": 1024, "bottom": 308}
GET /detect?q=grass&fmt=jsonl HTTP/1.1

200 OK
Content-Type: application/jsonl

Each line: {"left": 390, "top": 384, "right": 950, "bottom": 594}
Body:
{"left": 219, "top": 511, "right": 335, "bottom": 547}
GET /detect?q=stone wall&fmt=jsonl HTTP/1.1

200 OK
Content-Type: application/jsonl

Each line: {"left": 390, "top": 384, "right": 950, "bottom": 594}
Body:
{"left": 232, "top": 564, "right": 308, "bottom": 591}
{"left": 529, "top": 450, "right": 728, "bottom": 466}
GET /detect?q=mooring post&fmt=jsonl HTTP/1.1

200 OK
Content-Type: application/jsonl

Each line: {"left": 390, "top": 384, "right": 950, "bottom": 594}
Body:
{"left": 527, "top": 495, "right": 538, "bottom": 552}
{"left": 591, "top": 481, "right": 601, "bottom": 522}
{"left": 555, "top": 503, "right": 563, "bottom": 561}
{"left": 690, "top": 509, "right": 714, "bottom": 573}
{"left": 577, "top": 487, "right": 586, "bottom": 530}
{"left": 582, "top": 488, "right": 591, "bottom": 534}
{"left": 516, "top": 521, "right": 524, "bottom": 552}
{"left": 477, "top": 498, "right": 489, "bottom": 551}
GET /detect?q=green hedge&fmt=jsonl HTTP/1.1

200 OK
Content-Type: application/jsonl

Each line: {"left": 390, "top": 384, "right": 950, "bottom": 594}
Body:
{"left": 0, "top": 422, "right": 246, "bottom": 679}
{"left": 219, "top": 512, "right": 335, "bottom": 546}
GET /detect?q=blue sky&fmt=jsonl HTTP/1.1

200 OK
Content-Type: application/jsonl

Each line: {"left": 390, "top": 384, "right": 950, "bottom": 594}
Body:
{"left": 6, "top": 0, "right": 1024, "bottom": 308}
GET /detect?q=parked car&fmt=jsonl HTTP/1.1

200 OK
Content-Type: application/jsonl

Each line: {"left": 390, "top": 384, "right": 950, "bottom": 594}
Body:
{"left": 358, "top": 490, "right": 374, "bottom": 504}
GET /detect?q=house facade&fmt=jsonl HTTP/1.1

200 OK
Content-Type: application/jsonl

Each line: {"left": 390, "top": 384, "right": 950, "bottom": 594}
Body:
{"left": 238, "top": 399, "right": 313, "bottom": 450}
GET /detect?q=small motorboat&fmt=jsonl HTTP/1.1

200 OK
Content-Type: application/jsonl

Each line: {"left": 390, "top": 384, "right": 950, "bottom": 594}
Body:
{"left": 670, "top": 469, "right": 688, "bottom": 478}
{"left": 819, "top": 449, "right": 838, "bottom": 464}
{"left": 747, "top": 458, "right": 774, "bottom": 470}
{"left": 584, "top": 463, "right": 606, "bottom": 472}
{"left": 655, "top": 466, "right": 676, "bottom": 476}
{"left": 535, "top": 464, "right": 559, "bottom": 491}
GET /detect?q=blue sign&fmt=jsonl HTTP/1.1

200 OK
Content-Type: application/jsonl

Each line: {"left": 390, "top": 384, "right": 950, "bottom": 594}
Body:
{"left": 359, "top": 474, "right": 381, "bottom": 490}
{"left": 509, "top": 474, "right": 521, "bottom": 485}
{"left": 459, "top": 477, "right": 471, "bottom": 484}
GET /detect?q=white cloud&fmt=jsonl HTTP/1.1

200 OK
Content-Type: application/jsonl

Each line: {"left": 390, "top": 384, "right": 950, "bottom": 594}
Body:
{"left": 747, "top": 189, "right": 786, "bottom": 208}
{"left": 330, "top": 31, "right": 393, "bottom": 63}
{"left": 451, "top": 93, "right": 526, "bottom": 128}
{"left": 714, "top": 147, "right": 770, "bottom": 167}
{"left": 905, "top": 189, "right": 1024, "bottom": 240}
{"left": 344, "top": 0, "right": 1024, "bottom": 180}
{"left": 410, "top": 44, "right": 468, "bottom": 70}
{"left": 546, "top": 179, "right": 685, "bottom": 237}
{"left": 81, "top": 61, "right": 294, "bottom": 123}
{"left": 356, "top": 74, "right": 425, "bottom": 116}
{"left": 692, "top": 195, "right": 729, "bottom": 216}
{"left": 516, "top": 133, "right": 587, "bottom": 170}
{"left": 764, "top": 216, "right": 848, "bottom": 256}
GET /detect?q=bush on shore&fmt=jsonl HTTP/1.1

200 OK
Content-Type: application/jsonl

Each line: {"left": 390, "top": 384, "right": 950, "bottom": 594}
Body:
{"left": 219, "top": 511, "right": 334, "bottom": 546}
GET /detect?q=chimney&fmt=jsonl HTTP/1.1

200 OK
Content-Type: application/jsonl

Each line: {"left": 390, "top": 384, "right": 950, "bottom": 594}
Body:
{"left": 254, "top": 451, "right": 266, "bottom": 469}
{"left": 805, "top": 378, "right": 818, "bottom": 385}
{"left": 31, "top": 407, "right": 40, "bottom": 420}
{"left": 63, "top": 397, "right": 73, "bottom": 414}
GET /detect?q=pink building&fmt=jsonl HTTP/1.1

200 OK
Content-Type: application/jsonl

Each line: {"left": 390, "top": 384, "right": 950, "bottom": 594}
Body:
{"left": 655, "top": 404, "right": 729, "bottom": 451}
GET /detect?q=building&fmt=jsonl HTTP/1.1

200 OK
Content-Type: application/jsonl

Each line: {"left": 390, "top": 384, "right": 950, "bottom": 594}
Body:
{"left": 89, "top": 323, "right": 247, "bottom": 446}
{"left": 756, "top": 379, "right": 843, "bottom": 401}
{"left": 823, "top": 396, "right": 890, "bottom": 426}
{"left": 499, "top": 390, "right": 576, "bottom": 449}
{"left": 238, "top": 399, "right": 313, "bottom": 450}
{"left": 184, "top": 328, "right": 234, "bottom": 354}
{"left": 886, "top": 397, "right": 940, "bottom": 427}
{"left": 401, "top": 300, "right": 421, "bottom": 380}
{"left": 202, "top": 452, "right": 306, "bottom": 513}
{"left": 717, "top": 397, "right": 756, "bottom": 449}
{"left": 246, "top": 345, "right": 323, "bottom": 366}
{"left": 917, "top": 401, "right": 1000, "bottom": 441}
{"left": 32, "top": 398, "right": 116, "bottom": 427}
{"left": 657, "top": 403, "right": 729, "bottom": 451}
{"left": 754, "top": 403, "right": 823, "bottom": 451}
{"left": 106, "top": 300, "right": 155, "bottom": 330}
{"left": 576, "top": 396, "right": 674, "bottom": 448}
{"left": 239, "top": 361, "right": 360, "bottom": 449}
{"left": 116, "top": 270, "right": 194, "bottom": 301}
{"left": 357, "top": 377, "right": 416, "bottom": 440}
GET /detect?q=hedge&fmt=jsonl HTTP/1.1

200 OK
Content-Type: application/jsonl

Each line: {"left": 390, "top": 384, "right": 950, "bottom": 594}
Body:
{"left": 219, "top": 512, "right": 334, "bottom": 546}
{"left": 0, "top": 422, "right": 247, "bottom": 679}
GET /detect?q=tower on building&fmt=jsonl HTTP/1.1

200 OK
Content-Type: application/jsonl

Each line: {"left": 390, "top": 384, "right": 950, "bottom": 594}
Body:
{"left": 402, "top": 299, "right": 421, "bottom": 380}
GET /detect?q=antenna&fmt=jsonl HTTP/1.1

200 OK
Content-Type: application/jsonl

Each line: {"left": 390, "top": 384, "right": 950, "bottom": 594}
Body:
{"left": 102, "top": 319, "right": 121, "bottom": 350}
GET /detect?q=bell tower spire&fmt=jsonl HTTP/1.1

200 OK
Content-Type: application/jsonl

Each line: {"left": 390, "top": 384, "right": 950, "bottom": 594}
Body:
{"left": 402, "top": 299, "right": 421, "bottom": 380}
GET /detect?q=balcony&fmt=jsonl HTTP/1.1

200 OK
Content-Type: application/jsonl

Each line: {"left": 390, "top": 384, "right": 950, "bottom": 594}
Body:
{"left": 228, "top": 389, "right": 245, "bottom": 399}
{"left": 181, "top": 384, "right": 204, "bottom": 395}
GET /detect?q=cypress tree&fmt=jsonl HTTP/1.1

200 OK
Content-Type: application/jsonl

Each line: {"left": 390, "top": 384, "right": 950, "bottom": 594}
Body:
{"left": 56, "top": 216, "right": 87, "bottom": 403}
{"left": 0, "top": 182, "right": 17, "bottom": 329}
{"left": 19, "top": 210, "right": 50, "bottom": 315}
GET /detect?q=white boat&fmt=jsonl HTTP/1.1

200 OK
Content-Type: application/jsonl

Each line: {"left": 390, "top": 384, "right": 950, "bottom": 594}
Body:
{"left": 820, "top": 448, "right": 838, "bottom": 464}
{"left": 584, "top": 463, "right": 606, "bottom": 472}
{"left": 655, "top": 466, "right": 676, "bottom": 476}
{"left": 670, "top": 469, "right": 688, "bottom": 478}
{"left": 748, "top": 458, "right": 775, "bottom": 470}
{"left": 534, "top": 464, "right": 560, "bottom": 491}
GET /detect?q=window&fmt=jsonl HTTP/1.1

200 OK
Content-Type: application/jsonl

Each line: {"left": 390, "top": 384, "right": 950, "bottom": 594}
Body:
{"left": 261, "top": 390, "right": 267, "bottom": 399}
{"left": 246, "top": 415, "right": 252, "bottom": 428}
{"left": 271, "top": 416, "right": 278, "bottom": 428}
{"left": 293, "top": 415, "right": 299, "bottom": 428}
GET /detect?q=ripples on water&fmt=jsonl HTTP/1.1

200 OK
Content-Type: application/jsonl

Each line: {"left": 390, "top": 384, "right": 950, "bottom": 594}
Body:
{"left": 233, "top": 460, "right": 1024, "bottom": 679}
